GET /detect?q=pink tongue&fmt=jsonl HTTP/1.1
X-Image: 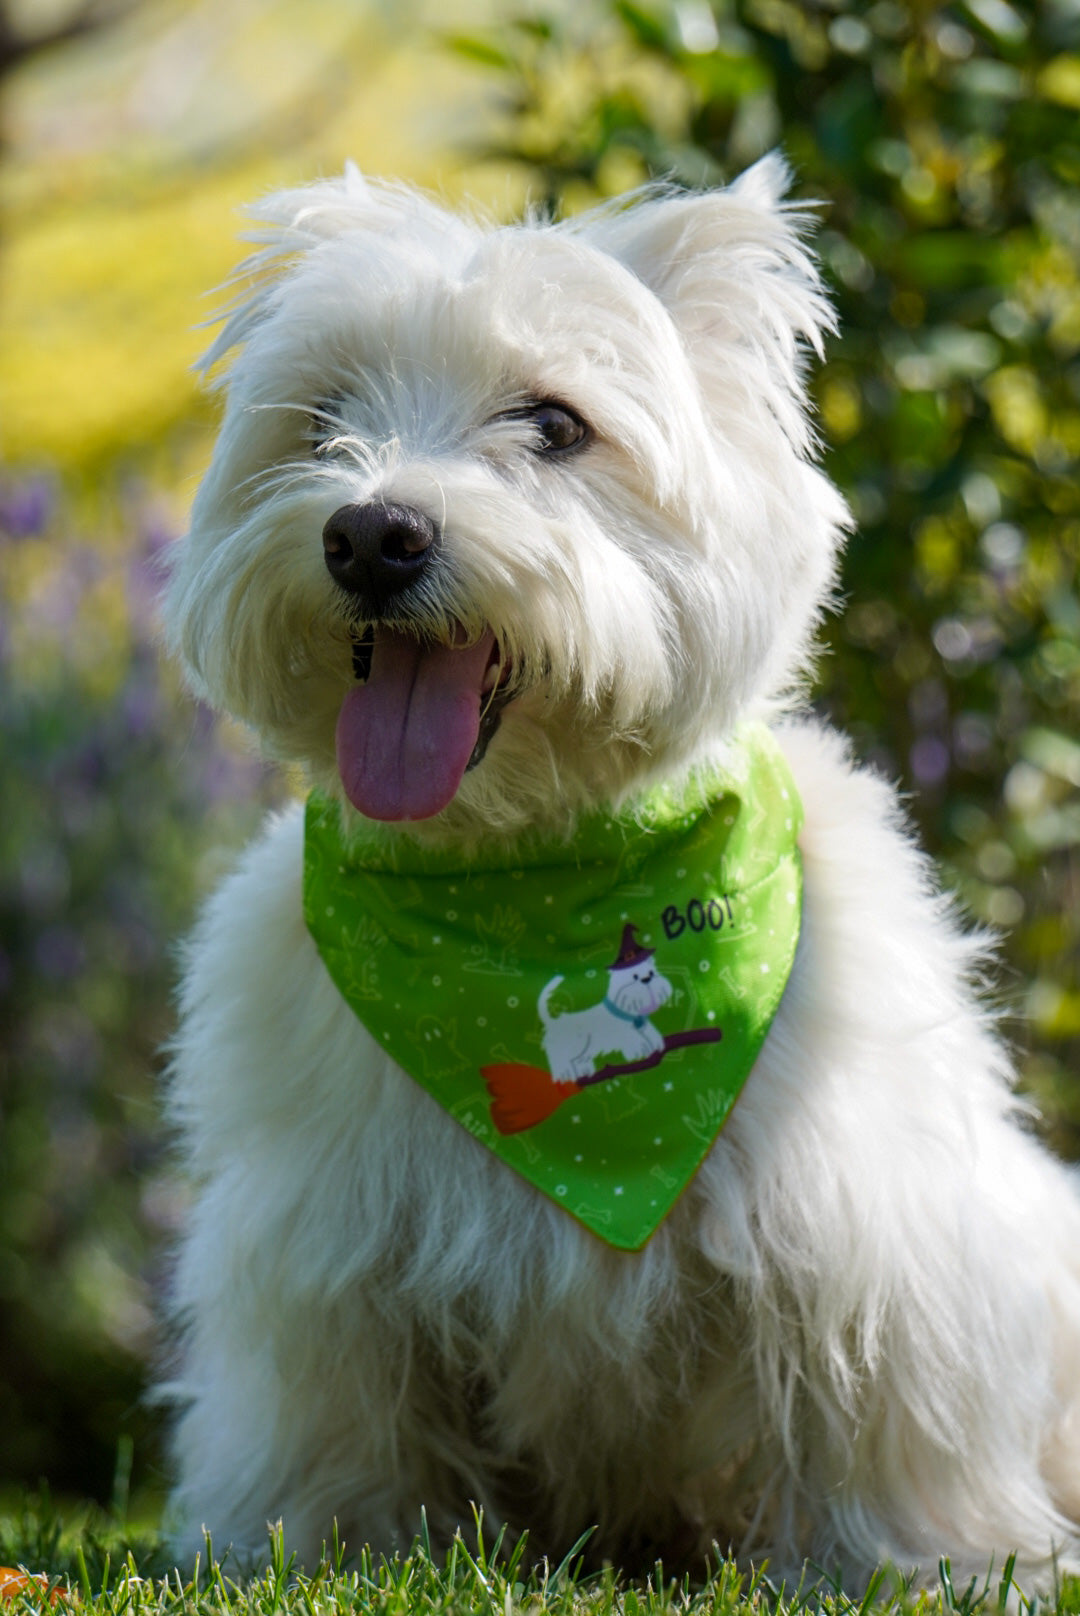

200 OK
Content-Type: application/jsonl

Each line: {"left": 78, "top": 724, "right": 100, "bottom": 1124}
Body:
{"left": 336, "top": 627, "right": 497, "bottom": 821}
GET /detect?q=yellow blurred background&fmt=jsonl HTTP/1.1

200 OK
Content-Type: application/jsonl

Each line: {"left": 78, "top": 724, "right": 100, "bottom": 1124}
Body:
{"left": 0, "top": 0, "right": 529, "bottom": 483}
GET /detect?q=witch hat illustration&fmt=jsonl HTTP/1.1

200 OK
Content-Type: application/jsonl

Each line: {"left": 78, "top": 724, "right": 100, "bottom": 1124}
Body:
{"left": 610, "top": 924, "right": 654, "bottom": 971}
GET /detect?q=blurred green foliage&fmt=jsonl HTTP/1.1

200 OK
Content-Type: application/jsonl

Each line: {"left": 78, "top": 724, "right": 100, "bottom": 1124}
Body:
{"left": 450, "top": 0, "right": 1080, "bottom": 1149}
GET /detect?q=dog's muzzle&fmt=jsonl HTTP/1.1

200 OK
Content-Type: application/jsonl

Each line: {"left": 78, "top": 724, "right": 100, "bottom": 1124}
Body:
{"left": 322, "top": 501, "right": 439, "bottom": 611}
{"left": 324, "top": 500, "right": 513, "bottom": 810}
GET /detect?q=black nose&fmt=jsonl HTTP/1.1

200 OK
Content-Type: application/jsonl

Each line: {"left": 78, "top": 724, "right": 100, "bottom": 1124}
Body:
{"left": 322, "top": 502, "right": 439, "bottom": 605}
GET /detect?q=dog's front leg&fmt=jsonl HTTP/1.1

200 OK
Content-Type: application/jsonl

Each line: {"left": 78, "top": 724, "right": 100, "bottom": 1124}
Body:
{"left": 162, "top": 809, "right": 496, "bottom": 1566}
{"left": 167, "top": 1206, "right": 488, "bottom": 1567}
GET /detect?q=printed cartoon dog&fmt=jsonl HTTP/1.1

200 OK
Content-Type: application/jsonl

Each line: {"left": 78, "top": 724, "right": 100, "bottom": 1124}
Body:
{"left": 162, "top": 157, "right": 1080, "bottom": 1589}
{"left": 539, "top": 925, "right": 673, "bottom": 1082}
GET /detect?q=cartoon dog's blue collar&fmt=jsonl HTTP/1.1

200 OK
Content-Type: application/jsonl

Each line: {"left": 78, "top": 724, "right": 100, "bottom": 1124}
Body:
{"left": 602, "top": 997, "right": 647, "bottom": 1029}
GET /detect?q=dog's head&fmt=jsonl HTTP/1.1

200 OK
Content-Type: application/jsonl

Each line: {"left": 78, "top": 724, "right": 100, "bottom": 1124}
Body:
{"left": 606, "top": 959, "right": 673, "bottom": 1020}
{"left": 166, "top": 155, "right": 848, "bottom": 836}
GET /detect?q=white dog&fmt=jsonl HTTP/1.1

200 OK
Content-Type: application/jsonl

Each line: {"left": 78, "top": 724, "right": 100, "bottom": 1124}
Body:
{"left": 162, "top": 156, "right": 1080, "bottom": 1588}
{"left": 538, "top": 926, "right": 673, "bottom": 1083}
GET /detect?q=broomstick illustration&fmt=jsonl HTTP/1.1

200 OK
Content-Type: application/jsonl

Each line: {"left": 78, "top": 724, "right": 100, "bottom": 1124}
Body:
{"left": 482, "top": 1027, "right": 723, "bottom": 1135}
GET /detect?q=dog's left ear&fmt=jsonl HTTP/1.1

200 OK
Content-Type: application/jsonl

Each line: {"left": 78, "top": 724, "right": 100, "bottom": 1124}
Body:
{"left": 572, "top": 153, "right": 834, "bottom": 395}
{"left": 200, "top": 165, "right": 477, "bottom": 380}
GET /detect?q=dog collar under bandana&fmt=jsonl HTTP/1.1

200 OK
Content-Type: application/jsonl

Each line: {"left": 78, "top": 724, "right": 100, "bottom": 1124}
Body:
{"left": 303, "top": 723, "right": 802, "bottom": 1250}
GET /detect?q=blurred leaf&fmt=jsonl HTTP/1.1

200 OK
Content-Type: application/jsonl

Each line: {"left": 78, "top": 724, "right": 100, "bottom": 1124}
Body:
{"left": 1021, "top": 728, "right": 1080, "bottom": 791}
{"left": 443, "top": 34, "right": 517, "bottom": 70}
{"left": 894, "top": 233, "right": 1009, "bottom": 288}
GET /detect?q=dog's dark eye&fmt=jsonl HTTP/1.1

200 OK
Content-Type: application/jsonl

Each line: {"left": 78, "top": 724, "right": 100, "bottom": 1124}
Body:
{"left": 530, "top": 402, "right": 589, "bottom": 454}
{"left": 309, "top": 400, "right": 344, "bottom": 455}
{"left": 503, "top": 401, "right": 590, "bottom": 456}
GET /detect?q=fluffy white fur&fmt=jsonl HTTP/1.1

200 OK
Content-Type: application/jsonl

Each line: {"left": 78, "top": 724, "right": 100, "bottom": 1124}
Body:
{"left": 162, "top": 156, "right": 1080, "bottom": 1587}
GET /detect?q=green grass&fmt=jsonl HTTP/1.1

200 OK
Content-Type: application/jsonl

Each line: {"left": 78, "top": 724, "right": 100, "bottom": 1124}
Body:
{"left": 1, "top": 1496, "right": 1079, "bottom": 1616}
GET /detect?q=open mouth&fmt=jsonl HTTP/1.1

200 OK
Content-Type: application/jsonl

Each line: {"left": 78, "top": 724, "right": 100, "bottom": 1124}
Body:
{"left": 336, "top": 623, "right": 514, "bottom": 822}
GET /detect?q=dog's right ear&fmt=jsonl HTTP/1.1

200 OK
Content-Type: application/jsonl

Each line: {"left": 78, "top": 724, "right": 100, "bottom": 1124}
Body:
{"left": 199, "top": 166, "right": 473, "bottom": 379}
{"left": 573, "top": 154, "right": 831, "bottom": 351}
{"left": 568, "top": 154, "right": 834, "bottom": 455}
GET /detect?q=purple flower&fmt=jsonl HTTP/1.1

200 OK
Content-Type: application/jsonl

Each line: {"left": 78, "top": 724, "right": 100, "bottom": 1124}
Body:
{"left": 34, "top": 925, "right": 87, "bottom": 981}
{"left": 127, "top": 510, "right": 176, "bottom": 638}
{"left": 0, "top": 477, "right": 53, "bottom": 539}
{"left": 910, "top": 735, "right": 951, "bottom": 787}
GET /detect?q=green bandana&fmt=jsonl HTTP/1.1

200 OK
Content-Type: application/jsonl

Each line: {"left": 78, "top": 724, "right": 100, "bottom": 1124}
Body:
{"left": 303, "top": 723, "right": 802, "bottom": 1251}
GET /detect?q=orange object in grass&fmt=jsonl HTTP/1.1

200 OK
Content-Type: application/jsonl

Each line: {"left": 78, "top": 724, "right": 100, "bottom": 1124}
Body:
{"left": 0, "top": 1568, "right": 68, "bottom": 1605}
